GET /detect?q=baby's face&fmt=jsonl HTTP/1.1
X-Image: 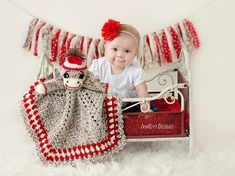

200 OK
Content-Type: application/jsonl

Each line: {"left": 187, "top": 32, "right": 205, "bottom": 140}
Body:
{"left": 105, "top": 33, "right": 138, "bottom": 70}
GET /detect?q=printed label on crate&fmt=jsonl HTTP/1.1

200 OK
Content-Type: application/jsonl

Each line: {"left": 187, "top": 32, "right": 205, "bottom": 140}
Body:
{"left": 141, "top": 123, "right": 174, "bottom": 130}
{"left": 123, "top": 112, "right": 183, "bottom": 137}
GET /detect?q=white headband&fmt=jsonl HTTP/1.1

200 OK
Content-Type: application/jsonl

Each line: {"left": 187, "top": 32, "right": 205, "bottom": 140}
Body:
{"left": 120, "top": 31, "right": 139, "bottom": 45}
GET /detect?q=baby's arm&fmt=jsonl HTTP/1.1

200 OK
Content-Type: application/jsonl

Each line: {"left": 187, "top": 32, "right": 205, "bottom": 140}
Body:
{"left": 136, "top": 81, "right": 148, "bottom": 98}
{"left": 134, "top": 67, "right": 149, "bottom": 98}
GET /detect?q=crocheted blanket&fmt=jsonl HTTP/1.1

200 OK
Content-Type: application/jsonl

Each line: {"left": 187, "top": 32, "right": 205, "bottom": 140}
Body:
{"left": 20, "top": 75, "right": 126, "bottom": 166}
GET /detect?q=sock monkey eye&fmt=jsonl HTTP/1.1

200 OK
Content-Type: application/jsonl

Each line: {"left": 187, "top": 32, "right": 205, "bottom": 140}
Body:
{"left": 63, "top": 72, "right": 69, "bottom": 78}
{"left": 79, "top": 74, "right": 84, "bottom": 79}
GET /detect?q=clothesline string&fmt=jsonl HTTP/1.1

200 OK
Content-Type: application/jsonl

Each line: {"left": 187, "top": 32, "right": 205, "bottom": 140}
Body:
{"left": 8, "top": 0, "right": 218, "bottom": 21}
{"left": 8, "top": 0, "right": 36, "bottom": 18}
{"left": 189, "top": 0, "right": 218, "bottom": 18}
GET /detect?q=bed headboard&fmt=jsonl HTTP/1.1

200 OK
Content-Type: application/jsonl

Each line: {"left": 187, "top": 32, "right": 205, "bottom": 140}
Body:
{"left": 144, "top": 64, "right": 179, "bottom": 99}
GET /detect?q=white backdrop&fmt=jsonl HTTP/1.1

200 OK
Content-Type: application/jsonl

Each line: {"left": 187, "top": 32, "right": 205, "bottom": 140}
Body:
{"left": 0, "top": 0, "right": 235, "bottom": 174}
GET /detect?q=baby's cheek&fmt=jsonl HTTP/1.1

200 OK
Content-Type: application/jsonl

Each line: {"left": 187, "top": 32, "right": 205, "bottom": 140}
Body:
{"left": 107, "top": 57, "right": 115, "bottom": 64}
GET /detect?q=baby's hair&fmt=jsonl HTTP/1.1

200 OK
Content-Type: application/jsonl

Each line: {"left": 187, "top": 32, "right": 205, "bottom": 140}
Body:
{"left": 120, "top": 24, "right": 141, "bottom": 46}
{"left": 65, "top": 48, "right": 85, "bottom": 61}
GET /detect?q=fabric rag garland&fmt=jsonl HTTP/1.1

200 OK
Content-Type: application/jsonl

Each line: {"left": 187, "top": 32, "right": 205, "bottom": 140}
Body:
{"left": 23, "top": 18, "right": 200, "bottom": 69}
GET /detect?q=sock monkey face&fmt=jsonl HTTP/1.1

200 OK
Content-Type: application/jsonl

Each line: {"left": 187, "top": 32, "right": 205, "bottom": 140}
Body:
{"left": 61, "top": 69, "right": 87, "bottom": 89}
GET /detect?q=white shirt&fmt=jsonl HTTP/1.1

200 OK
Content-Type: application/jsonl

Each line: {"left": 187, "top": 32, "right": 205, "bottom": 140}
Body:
{"left": 88, "top": 57, "right": 145, "bottom": 98}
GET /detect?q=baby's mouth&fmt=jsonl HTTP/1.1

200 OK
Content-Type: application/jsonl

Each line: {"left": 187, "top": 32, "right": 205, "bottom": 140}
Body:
{"left": 116, "top": 60, "right": 125, "bottom": 63}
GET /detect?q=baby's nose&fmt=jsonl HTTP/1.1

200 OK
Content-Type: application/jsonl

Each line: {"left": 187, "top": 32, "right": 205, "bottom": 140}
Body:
{"left": 117, "top": 51, "right": 124, "bottom": 57}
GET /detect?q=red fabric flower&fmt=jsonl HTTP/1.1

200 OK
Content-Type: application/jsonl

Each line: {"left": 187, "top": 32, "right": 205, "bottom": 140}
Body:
{"left": 101, "top": 19, "right": 121, "bottom": 41}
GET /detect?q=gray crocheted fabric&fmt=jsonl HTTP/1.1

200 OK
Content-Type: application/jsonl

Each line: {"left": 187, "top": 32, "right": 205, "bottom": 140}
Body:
{"left": 20, "top": 71, "right": 126, "bottom": 165}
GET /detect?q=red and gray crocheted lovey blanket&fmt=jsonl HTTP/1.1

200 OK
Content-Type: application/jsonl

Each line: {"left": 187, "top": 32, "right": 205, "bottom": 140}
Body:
{"left": 20, "top": 75, "right": 126, "bottom": 166}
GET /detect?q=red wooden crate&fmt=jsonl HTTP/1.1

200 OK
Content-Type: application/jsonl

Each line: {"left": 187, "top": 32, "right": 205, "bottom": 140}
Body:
{"left": 123, "top": 111, "right": 187, "bottom": 138}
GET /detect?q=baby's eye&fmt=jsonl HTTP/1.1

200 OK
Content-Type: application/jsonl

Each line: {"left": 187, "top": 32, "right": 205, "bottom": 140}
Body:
{"left": 125, "top": 50, "right": 130, "bottom": 53}
{"left": 112, "top": 48, "right": 118, "bottom": 51}
{"left": 79, "top": 74, "right": 84, "bottom": 79}
{"left": 63, "top": 72, "right": 69, "bottom": 78}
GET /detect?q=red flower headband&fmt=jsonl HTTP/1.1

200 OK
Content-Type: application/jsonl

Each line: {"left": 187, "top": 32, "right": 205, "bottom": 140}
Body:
{"left": 101, "top": 19, "right": 121, "bottom": 41}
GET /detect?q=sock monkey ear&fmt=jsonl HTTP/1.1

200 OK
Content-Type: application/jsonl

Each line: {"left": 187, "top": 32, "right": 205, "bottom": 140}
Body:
{"left": 53, "top": 67, "right": 63, "bottom": 79}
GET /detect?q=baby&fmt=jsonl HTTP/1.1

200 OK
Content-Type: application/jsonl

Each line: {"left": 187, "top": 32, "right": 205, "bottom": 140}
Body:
{"left": 89, "top": 19, "right": 154, "bottom": 112}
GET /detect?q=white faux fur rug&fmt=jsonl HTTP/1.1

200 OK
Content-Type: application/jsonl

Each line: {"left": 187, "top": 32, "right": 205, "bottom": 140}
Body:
{"left": 0, "top": 110, "right": 234, "bottom": 176}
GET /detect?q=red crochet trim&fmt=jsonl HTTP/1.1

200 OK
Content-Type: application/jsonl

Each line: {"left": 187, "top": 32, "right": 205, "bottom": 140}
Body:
{"left": 41, "top": 82, "right": 48, "bottom": 94}
{"left": 105, "top": 83, "right": 109, "bottom": 94}
{"left": 22, "top": 81, "right": 120, "bottom": 162}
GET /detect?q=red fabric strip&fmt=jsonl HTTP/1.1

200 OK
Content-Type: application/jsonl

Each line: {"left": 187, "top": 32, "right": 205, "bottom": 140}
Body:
{"left": 162, "top": 30, "right": 172, "bottom": 63}
{"left": 33, "top": 22, "right": 46, "bottom": 56}
{"left": 49, "top": 29, "right": 61, "bottom": 62}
